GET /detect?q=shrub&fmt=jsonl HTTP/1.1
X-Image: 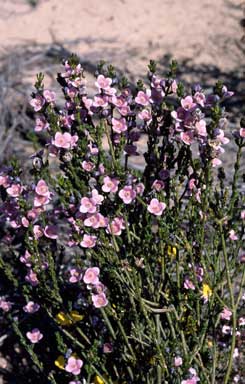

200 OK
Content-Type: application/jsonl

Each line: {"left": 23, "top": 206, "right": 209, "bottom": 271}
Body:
{"left": 0, "top": 56, "right": 244, "bottom": 384}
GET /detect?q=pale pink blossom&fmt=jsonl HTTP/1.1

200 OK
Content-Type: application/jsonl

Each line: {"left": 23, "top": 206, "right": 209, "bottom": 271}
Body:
{"left": 20, "top": 250, "right": 32, "bottom": 267}
{"left": 138, "top": 109, "right": 152, "bottom": 121}
{"left": 43, "top": 89, "right": 56, "bottom": 103}
{"left": 0, "top": 175, "right": 10, "bottom": 188}
{"left": 118, "top": 185, "right": 136, "bottom": 204}
{"left": 193, "top": 92, "right": 206, "bottom": 107}
{"left": 92, "top": 293, "right": 108, "bottom": 308}
{"left": 220, "top": 307, "right": 232, "bottom": 321}
{"left": 79, "top": 197, "right": 97, "bottom": 214}
{"left": 184, "top": 278, "right": 195, "bottom": 290}
{"left": 30, "top": 95, "right": 45, "bottom": 112}
{"left": 84, "top": 213, "right": 108, "bottom": 229}
{"left": 181, "top": 96, "right": 196, "bottom": 111}
{"left": 152, "top": 180, "right": 165, "bottom": 191}
{"left": 107, "top": 217, "right": 125, "bottom": 236}
{"left": 135, "top": 182, "right": 145, "bottom": 196}
{"left": 91, "top": 189, "right": 104, "bottom": 205}
{"left": 95, "top": 74, "right": 112, "bottom": 90}
{"left": 0, "top": 298, "right": 12, "bottom": 312}
{"left": 93, "top": 95, "right": 108, "bottom": 108}
{"left": 81, "top": 160, "right": 95, "bottom": 172}
{"left": 80, "top": 234, "right": 97, "bottom": 248}
{"left": 135, "top": 91, "right": 150, "bottom": 106}
{"left": 33, "top": 225, "right": 43, "bottom": 239}
{"left": 35, "top": 116, "right": 49, "bottom": 132}
{"left": 23, "top": 301, "right": 40, "bottom": 313}
{"left": 69, "top": 268, "right": 82, "bottom": 283}
{"left": 34, "top": 194, "right": 50, "bottom": 207}
{"left": 239, "top": 317, "right": 245, "bottom": 326}
{"left": 6, "top": 184, "right": 23, "bottom": 197}
{"left": 65, "top": 357, "right": 83, "bottom": 375}
{"left": 180, "top": 131, "right": 194, "bottom": 145}
{"left": 44, "top": 225, "right": 58, "bottom": 239}
{"left": 240, "top": 128, "right": 245, "bottom": 138}
{"left": 241, "top": 211, "right": 245, "bottom": 220}
{"left": 174, "top": 357, "right": 183, "bottom": 367}
{"left": 83, "top": 267, "right": 100, "bottom": 285}
{"left": 102, "top": 176, "right": 119, "bottom": 193}
{"left": 195, "top": 120, "right": 207, "bottom": 136}
{"left": 147, "top": 198, "right": 166, "bottom": 216}
{"left": 112, "top": 117, "right": 127, "bottom": 134}
{"left": 222, "top": 325, "right": 231, "bottom": 334}
{"left": 211, "top": 158, "right": 222, "bottom": 167}
{"left": 52, "top": 132, "right": 78, "bottom": 149}
{"left": 35, "top": 180, "right": 50, "bottom": 197}
{"left": 25, "top": 269, "right": 39, "bottom": 286}
{"left": 26, "top": 328, "right": 43, "bottom": 343}
{"left": 229, "top": 229, "right": 238, "bottom": 241}
{"left": 233, "top": 348, "right": 239, "bottom": 359}
{"left": 111, "top": 95, "right": 127, "bottom": 108}
{"left": 21, "top": 217, "right": 29, "bottom": 227}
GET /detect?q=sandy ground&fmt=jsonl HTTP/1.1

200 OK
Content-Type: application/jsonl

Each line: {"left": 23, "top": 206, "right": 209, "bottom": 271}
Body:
{"left": 0, "top": 0, "right": 244, "bottom": 76}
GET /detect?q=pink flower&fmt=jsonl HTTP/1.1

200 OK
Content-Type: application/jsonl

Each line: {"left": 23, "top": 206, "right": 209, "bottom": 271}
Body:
{"left": 220, "top": 307, "right": 232, "bottom": 321}
{"left": 0, "top": 175, "right": 10, "bottom": 188}
{"left": 80, "top": 234, "right": 97, "bottom": 248}
{"left": 239, "top": 317, "right": 245, "bottom": 326}
{"left": 52, "top": 132, "right": 78, "bottom": 149}
{"left": 20, "top": 250, "right": 32, "bottom": 267}
{"left": 118, "top": 185, "right": 136, "bottom": 204}
{"left": 181, "top": 96, "right": 196, "bottom": 111}
{"left": 44, "top": 225, "right": 58, "bottom": 239}
{"left": 0, "top": 298, "right": 12, "bottom": 312}
{"left": 35, "top": 116, "right": 49, "bottom": 132}
{"left": 83, "top": 267, "right": 100, "bottom": 285}
{"left": 84, "top": 213, "right": 108, "bottom": 229}
{"left": 79, "top": 197, "right": 97, "bottom": 214}
{"left": 91, "top": 189, "right": 104, "bottom": 205}
{"left": 92, "top": 293, "right": 108, "bottom": 308}
{"left": 43, "top": 89, "right": 56, "bottom": 103}
{"left": 193, "top": 92, "right": 206, "bottom": 107}
{"left": 102, "top": 176, "right": 119, "bottom": 193}
{"left": 34, "top": 194, "right": 50, "bottom": 207}
{"left": 21, "top": 217, "right": 29, "bottom": 227}
{"left": 93, "top": 95, "right": 108, "bottom": 108}
{"left": 65, "top": 356, "right": 83, "bottom": 375}
{"left": 174, "top": 357, "right": 183, "bottom": 367}
{"left": 180, "top": 131, "right": 194, "bottom": 145}
{"left": 184, "top": 278, "right": 195, "bottom": 290}
{"left": 135, "top": 182, "right": 145, "bottom": 196}
{"left": 135, "top": 91, "right": 150, "bottom": 106}
{"left": 240, "top": 128, "right": 245, "bottom": 138}
{"left": 30, "top": 95, "right": 45, "bottom": 112}
{"left": 138, "top": 109, "right": 152, "bottom": 121}
{"left": 35, "top": 180, "right": 50, "bottom": 197}
{"left": 229, "top": 229, "right": 238, "bottom": 241}
{"left": 81, "top": 161, "right": 95, "bottom": 172}
{"left": 23, "top": 301, "right": 40, "bottom": 313}
{"left": 33, "top": 225, "right": 43, "bottom": 239}
{"left": 6, "top": 184, "right": 23, "bottom": 197}
{"left": 25, "top": 269, "right": 39, "bottom": 286}
{"left": 211, "top": 158, "right": 222, "bottom": 167}
{"left": 222, "top": 325, "right": 231, "bottom": 334}
{"left": 112, "top": 117, "right": 127, "bottom": 134}
{"left": 107, "top": 217, "right": 125, "bottom": 236}
{"left": 69, "top": 268, "right": 82, "bottom": 283}
{"left": 103, "top": 343, "right": 113, "bottom": 353}
{"left": 195, "top": 120, "right": 207, "bottom": 136}
{"left": 95, "top": 74, "right": 112, "bottom": 90}
{"left": 241, "top": 210, "right": 245, "bottom": 220}
{"left": 152, "top": 180, "right": 165, "bottom": 191}
{"left": 147, "top": 198, "right": 166, "bottom": 216}
{"left": 26, "top": 328, "right": 43, "bottom": 343}
{"left": 111, "top": 95, "right": 127, "bottom": 108}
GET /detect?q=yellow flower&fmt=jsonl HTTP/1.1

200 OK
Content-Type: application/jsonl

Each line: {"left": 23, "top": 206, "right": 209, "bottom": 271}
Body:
{"left": 167, "top": 245, "right": 177, "bottom": 258}
{"left": 56, "top": 311, "right": 72, "bottom": 326}
{"left": 207, "top": 339, "right": 213, "bottom": 348}
{"left": 56, "top": 311, "right": 84, "bottom": 326}
{"left": 93, "top": 375, "right": 105, "bottom": 384}
{"left": 202, "top": 283, "right": 212, "bottom": 301}
{"left": 54, "top": 355, "right": 65, "bottom": 370}
{"left": 70, "top": 310, "right": 84, "bottom": 323}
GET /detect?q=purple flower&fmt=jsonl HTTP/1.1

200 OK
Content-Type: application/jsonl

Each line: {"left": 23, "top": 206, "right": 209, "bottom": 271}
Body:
{"left": 92, "top": 293, "right": 108, "bottom": 308}
{"left": 23, "top": 301, "right": 40, "bottom": 313}
{"left": 26, "top": 328, "right": 43, "bottom": 343}
{"left": 118, "top": 185, "right": 136, "bottom": 204}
